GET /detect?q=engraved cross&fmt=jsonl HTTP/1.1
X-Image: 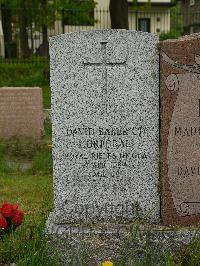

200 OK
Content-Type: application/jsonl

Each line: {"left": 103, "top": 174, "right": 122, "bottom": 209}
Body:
{"left": 83, "top": 42, "right": 126, "bottom": 114}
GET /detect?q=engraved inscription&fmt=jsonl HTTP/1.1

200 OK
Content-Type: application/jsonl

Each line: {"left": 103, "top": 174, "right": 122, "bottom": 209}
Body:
{"left": 167, "top": 73, "right": 200, "bottom": 216}
{"left": 64, "top": 126, "right": 148, "bottom": 180}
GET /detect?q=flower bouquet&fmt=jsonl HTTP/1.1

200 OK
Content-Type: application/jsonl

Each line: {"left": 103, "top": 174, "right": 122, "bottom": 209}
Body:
{"left": 0, "top": 202, "right": 24, "bottom": 236}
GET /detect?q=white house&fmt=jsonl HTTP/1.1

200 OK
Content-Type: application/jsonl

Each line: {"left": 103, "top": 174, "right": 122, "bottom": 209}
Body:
{"left": 59, "top": 0, "right": 175, "bottom": 35}
{"left": 128, "top": 0, "right": 174, "bottom": 34}
{"left": 0, "top": 0, "right": 175, "bottom": 57}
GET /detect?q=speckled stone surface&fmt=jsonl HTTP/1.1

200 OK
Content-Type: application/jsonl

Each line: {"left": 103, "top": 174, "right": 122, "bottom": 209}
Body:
{"left": 46, "top": 30, "right": 160, "bottom": 230}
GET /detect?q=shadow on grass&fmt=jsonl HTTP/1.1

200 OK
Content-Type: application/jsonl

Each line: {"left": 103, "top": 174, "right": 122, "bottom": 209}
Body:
{"left": 0, "top": 120, "right": 52, "bottom": 175}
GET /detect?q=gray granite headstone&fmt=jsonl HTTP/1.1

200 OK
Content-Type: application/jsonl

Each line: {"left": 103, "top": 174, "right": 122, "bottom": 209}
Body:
{"left": 46, "top": 30, "right": 160, "bottom": 233}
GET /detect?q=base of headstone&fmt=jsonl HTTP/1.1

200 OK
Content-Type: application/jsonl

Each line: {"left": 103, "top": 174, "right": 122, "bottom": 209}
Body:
{"left": 46, "top": 215, "right": 200, "bottom": 265}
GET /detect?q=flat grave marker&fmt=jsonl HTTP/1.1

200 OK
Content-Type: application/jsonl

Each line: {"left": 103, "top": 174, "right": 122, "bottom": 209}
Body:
{"left": 0, "top": 87, "right": 44, "bottom": 139}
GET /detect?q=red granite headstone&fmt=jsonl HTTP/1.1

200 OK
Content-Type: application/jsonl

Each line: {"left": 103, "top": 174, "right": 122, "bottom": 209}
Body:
{"left": 161, "top": 34, "right": 200, "bottom": 225}
{"left": 0, "top": 87, "right": 44, "bottom": 139}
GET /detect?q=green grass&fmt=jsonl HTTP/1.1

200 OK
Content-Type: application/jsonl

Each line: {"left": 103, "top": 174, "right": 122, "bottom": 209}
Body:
{"left": 0, "top": 173, "right": 57, "bottom": 265}
{"left": 0, "top": 123, "right": 57, "bottom": 265}
{"left": 0, "top": 63, "right": 51, "bottom": 108}
{"left": 0, "top": 173, "right": 52, "bottom": 224}
{"left": 0, "top": 176, "right": 53, "bottom": 264}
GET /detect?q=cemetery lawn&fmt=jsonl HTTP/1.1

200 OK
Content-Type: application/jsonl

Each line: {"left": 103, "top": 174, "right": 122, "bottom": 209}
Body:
{"left": 0, "top": 173, "right": 54, "bottom": 265}
{"left": 0, "top": 63, "right": 51, "bottom": 108}
{"left": 0, "top": 122, "right": 57, "bottom": 265}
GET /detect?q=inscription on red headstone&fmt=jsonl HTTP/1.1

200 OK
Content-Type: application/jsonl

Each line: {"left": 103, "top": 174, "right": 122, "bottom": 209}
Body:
{"left": 161, "top": 35, "right": 200, "bottom": 225}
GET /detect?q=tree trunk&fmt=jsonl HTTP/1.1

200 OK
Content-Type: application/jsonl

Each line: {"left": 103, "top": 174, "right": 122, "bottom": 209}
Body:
{"left": 41, "top": 0, "right": 49, "bottom": 57}
{"left": 41, "top": 24, "right": 49, "bottom": 56}
{"left": 109, "top": 0, "right": 129, "bottom": 30}
{"left": 19, "top": 1, "right": 30, "bottom": 58}
{"left": 1, "top": 4, "right": 12, "bottom": 44}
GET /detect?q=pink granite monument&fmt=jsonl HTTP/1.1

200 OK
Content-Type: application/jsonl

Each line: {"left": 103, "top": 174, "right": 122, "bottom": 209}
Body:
{"left": 0, "top": 87, "right": 44, "bottom": 139}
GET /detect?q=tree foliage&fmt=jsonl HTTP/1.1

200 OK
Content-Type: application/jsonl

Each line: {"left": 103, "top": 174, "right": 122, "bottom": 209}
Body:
{"left": 159, "top": 3, "right": 183, "bottom": 40}
{"left": 131, "top": 0, "right": 152, "bottom": 10}
{"left": 0, "top": 0, "right": 97, "bottom": 57}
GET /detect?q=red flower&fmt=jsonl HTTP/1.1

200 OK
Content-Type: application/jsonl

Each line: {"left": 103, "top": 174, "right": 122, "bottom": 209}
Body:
{"left": 12, "top": 209, "right": 24, "bottom": 226}
{"left": 0, "top": 202, "right": 18, "bottom": 218}
{"left": 0, "top": 214, "right": 8, "bottom": 229}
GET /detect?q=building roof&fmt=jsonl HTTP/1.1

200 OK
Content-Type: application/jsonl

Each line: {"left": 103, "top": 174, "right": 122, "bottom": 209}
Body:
{"left": 128, "top": 0, "right": 176, "bottom": 7}
{"left": 128, "top": 0, "right": 172, "bottom": 2}
{"left": 128, "top": 2, "right": 176, "bottom": 7}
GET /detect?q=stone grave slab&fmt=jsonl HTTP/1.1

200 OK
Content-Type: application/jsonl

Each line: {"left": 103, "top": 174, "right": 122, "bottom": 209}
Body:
{"left": 0, "top": 87, "right": 44, "bottom": 139}
{"left": 160, "top": 34, "right": 200, "bottom": 225}
{"left": 46, "top": 29, "right": 160, "bottom": 233}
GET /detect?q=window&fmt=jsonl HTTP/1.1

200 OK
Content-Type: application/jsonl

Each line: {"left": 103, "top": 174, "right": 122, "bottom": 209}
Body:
{"left": 138, "top": 18, "right": 150, "bottom": 33}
